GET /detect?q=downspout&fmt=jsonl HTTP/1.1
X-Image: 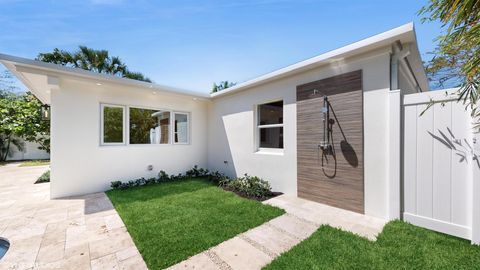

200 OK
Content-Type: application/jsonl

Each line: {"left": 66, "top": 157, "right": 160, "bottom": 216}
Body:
{"left": 390, "top": 41, "right": 423, "bottom": 92}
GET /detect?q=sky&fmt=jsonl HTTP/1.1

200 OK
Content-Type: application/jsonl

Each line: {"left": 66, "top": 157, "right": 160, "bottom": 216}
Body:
{"left": 0, "top": 0, "right": 443, "bottom": 93}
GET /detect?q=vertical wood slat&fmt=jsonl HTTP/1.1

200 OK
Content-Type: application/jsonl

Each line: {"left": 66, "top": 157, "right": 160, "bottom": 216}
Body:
{"left": 432, "top": 102, "right": 452, "bottom": 222}
{"left": 416, "top": 103, "right": 434, "bottom": 218}
{"left": 403, "top": 105, "right": 417, "bottom": 214}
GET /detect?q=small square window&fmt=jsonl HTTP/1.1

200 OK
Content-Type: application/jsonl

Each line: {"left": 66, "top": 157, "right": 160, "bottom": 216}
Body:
{"left": 257, "top": 100, "right": 283, "bottom": 150}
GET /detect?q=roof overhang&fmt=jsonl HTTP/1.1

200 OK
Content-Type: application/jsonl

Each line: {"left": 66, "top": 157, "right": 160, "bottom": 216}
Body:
{"left": 211, "top": 22, "right": 429, "bottom": 98}
{"left": 0, "top": 54, "right": 210, "bottom": 104}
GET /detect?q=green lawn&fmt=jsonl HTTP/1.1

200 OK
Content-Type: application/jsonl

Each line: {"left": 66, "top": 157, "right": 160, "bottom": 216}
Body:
{"left": 264, "top": 220, "right": 480, "bottom": 270}
{"left": 19, "top": 159, "right": 50, "bottom": 167}
{"left": 106, "top": 179, "right": 284, "bottom": 269}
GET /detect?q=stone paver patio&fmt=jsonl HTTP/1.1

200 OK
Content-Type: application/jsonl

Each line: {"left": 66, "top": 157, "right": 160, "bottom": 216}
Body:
{"left": 0, "top": 163, "right": 387, "bottom": 270}
{"left": 0, "top": 163, "right": 147, "bottom": 270}
{"left": 168, "top": 195, "right": 387, "bottom": 270}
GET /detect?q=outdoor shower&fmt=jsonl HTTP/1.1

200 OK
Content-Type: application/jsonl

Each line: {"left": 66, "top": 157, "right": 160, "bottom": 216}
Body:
{"left": 315, "top": 92, "right": 358, "bottom": 174}
{"left": 318, "top": 95, "right": 336, "bottom": 171}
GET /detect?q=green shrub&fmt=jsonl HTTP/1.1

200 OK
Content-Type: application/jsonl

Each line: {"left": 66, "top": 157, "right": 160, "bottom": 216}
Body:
{"left": 111, "top": 181, "right": 122, "bottom": 189}
{"left": 158, "top": 170, "right": 170, "bottom": 182}
{"left": 35, "top": 170, "right": 50, "bottom": 184}
{"left": 208, "top": 170, "right": 230, "bottom": 186}
{"left": 185, "top": 165, "right": 209, "bottom": 178}
{"left": 145, "top": 177, "right": 156, "bottom": 185}
{"left": 109, "top": 166, "right": 271, "bottom": 200}
{"left": 225, "top": 174, "right": 272, "bottom": 198}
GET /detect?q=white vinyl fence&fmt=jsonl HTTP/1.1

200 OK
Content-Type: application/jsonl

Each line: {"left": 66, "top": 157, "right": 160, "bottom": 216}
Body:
{"left": 6, "top": 137, "right": 50, "bottom": 161}
{"left": 403, "top": 88, "right": 479, "bottom": 244}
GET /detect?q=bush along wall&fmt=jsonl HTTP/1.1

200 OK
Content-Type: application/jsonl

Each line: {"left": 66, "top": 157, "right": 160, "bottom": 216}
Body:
{"left": 110, "top": 165, "right": 279, "bottom": 201}
{"left": 35, "top": 170, "right": 50, "bottom": 184}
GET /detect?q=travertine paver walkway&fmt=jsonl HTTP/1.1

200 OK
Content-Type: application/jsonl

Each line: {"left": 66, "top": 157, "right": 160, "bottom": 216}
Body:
{"left": 0, "top": 163, "right": 147, "bottom": 270}
{"left": 168, "top": 195, "right": 387, "bottom": 270}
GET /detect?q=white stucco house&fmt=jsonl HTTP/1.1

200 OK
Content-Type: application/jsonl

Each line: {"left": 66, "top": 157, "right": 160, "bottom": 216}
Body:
{"left": 0, "top": 23, "right": 427, "bottom": 219}
{"left": 0, "top": 23, "right": 480, "bottom": 244}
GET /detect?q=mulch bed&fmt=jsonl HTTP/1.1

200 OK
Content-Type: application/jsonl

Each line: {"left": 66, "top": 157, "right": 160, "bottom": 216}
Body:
{"left": 221, "top": 186, "right": 283, "bottom": 202}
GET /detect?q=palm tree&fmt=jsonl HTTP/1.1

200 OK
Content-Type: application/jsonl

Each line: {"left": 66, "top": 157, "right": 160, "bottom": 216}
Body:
{"left": 212, "top": 81, "right": 236, "bottom": 93}
{"left": 37, "top": 46, "right": 150, "bottom": 82}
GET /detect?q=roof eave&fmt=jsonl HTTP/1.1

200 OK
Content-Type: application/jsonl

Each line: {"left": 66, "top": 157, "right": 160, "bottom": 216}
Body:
{"left": 210, "top": 22, "right": 421, "bottom": 99}
{"left": 0, "top": 53, "right": 210, "bottom": 101}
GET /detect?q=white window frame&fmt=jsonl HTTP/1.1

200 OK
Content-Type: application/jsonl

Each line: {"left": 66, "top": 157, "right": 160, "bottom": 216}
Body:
{"left": 255, "top": 99, "right": 284, "bottom": 154}
{"left": 100, "top": 103, "right": 126, "bottom": 146}
{"left": 173, "top": 112, "right": 190, "bottom": 145}
{"left": 100, "top": 103, "right": 191, "bottom": 147}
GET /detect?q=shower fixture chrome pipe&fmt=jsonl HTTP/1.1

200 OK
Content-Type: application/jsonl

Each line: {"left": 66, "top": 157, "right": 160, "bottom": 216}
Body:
{"left": 319, "top": 95, "right": 331, "bottom": 152}
{"left": 319, "top": 95, "right": 336, "bottom": 169}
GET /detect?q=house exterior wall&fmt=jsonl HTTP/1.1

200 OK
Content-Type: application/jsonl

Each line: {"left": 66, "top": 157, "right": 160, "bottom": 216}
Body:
{"left": 208, "top": 48, "right": 392, "bottom": 219}
{"left": 50, "top": 77, "right": 208, "bottom": 198}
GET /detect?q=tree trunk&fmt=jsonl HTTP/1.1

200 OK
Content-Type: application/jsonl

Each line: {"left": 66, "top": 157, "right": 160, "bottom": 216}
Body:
{"left": 2, "top": 134, "right": 11, "bottom": 162}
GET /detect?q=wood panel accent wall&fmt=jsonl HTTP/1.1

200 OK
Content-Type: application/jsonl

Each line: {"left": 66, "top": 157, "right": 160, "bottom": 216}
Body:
{"left": 296, "top": 70, "right": 364, "bottom": 213}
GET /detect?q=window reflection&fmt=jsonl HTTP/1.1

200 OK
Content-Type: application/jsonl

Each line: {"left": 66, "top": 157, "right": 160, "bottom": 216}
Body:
{"left": 129, "top": 108, "right": 170, "bottom": 144}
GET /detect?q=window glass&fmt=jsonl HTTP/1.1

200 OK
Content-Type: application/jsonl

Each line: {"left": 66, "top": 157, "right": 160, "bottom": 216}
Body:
{"left": 174, "top": 113, "right": 188, "bottom": 144}
{"left": 259, "top": 127, "right": 283, "bottom": 148}
{"left": 129, "top": 107, "right": 170, "bottom": 144}
{"left": 103, "top": 106, "right": 124, "bottom": 144}
{"left": 258, "top": 100, "right": 283, "bottom": 125}
{"left": 257, "top": 100, "right": 284, "bottom": 149}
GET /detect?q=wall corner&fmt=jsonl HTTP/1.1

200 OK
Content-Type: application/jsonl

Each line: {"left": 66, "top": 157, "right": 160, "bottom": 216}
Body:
{"left": 387, "top": 90, "right": 401, "bottom": 220}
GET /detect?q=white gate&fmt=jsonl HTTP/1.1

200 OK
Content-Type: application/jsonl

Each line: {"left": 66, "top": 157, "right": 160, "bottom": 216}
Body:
{"left": 403, "top": 88, "right": 479, "bottom": 243}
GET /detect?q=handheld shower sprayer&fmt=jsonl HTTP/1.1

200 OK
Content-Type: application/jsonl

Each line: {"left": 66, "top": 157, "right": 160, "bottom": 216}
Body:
{"left": 319, "top": 95, "right": 333, "bottom": 154}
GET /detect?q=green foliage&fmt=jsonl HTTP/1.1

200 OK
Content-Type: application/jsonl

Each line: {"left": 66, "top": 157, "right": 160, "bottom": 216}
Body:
{"left": 0, "top": 135, "right": 24, "bottom": 161}
{"left": 264, "top": 220, "right": 480, "bottom": 269}
{"left": 0, "top": 90, "right": 50, "bottom": 161}
{"left": 35, "top": 170, "right": 50, "bottom": 184}
{"left": 128, "top": 107, "right": 157, "bottom": 144}
{"left": 185, "top": 165, "right": 208, "bottom": 177}
{"left": 106, "top": 180, "right": 284, "bottom": 269}
{"left": 208, "top": 170, "right": 230, "bottom": 186}
{"left": 158, "top": 170, "right": 170, "bottom": 181}
{"left": 211, "top": 80, "right": 236, "bottom": 93}
{"left": 110, "top": 165, "right": 229, "bottom": 190}
{"left": 419, "top": 0, "right": 480, "bottom": 129}
{"left": 37, "top": 46, "right": 151, "bottom": 82}
{"left": 109, "top": 166, "right": 274, "bottom": 200}
{"left": 103, "top": 106, "right": 124, "bottom": 143}
{"left": 225, "top": 173, "right": 273, "bottom": 199}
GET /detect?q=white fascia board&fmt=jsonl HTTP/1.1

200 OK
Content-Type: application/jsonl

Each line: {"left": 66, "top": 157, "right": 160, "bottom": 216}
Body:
{"left": 0, "top": 53, "right": 210, "bottom": 99}
{"left": 211, "top": 22, "right": 417, "bottom": 99}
